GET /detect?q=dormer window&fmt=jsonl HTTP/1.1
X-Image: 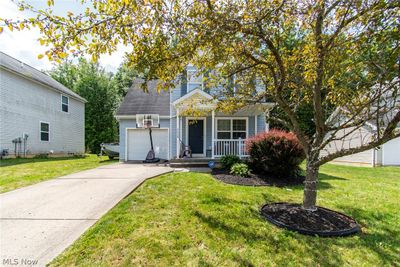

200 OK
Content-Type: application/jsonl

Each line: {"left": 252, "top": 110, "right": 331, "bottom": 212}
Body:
{"left": 187, "top": 69, "right": 203, "bottom": 92}
{"left": 61, "top": 95, "right": 69, "bottom": 113}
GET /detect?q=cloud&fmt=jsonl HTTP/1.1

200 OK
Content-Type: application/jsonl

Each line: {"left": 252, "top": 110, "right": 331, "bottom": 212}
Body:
{"left": 0, "top": 0, "right": 128, "bottom": 72}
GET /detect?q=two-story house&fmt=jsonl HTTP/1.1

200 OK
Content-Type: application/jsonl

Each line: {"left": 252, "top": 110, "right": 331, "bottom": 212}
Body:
{"left": 0, "top": 52, "right": 86, "bottom": 157}
{"left": 116, "top": 66, "right": 273, "bottom": 161}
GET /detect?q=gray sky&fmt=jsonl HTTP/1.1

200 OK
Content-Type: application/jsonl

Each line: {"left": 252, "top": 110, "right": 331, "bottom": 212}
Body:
{"left": 0, "top": 0, "right": 129, "bottom": 73}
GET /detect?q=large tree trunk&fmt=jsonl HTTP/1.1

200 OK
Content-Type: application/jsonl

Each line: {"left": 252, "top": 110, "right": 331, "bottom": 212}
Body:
{"left": 303, "top": 158, "right": 319, "bottom": 211}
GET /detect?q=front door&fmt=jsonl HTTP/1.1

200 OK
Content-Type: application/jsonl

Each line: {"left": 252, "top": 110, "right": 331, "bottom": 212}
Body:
{"left": 188, "top": 119, "right": 204, "bottom": 155}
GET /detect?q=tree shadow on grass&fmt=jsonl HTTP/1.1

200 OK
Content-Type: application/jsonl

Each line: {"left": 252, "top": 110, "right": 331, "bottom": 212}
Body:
{"left": 192, "top": 195, "right": 349, "bottom": 266}
{"left": 335, "top": 205, "right": 400, "bottom": 265}
{"left": 0, "top": 156, "right": 83, "bottom": 167}
{"left": 0, "top": 156, "right": 115, "bottom": 167}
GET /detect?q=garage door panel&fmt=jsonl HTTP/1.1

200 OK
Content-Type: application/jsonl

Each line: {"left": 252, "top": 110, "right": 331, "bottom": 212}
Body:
{"left": 127, "top": 129, "right": 169, "bottom": 160}
{"left": 383, "top": 137, "right": 400, "bottom": 165}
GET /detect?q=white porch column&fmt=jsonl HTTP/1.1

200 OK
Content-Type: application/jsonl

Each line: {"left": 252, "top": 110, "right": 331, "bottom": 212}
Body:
{"left": 265, "top": 111, "right": 270, "bottom": 132}
{"left": 255, "top": 115, "right": 258, "bottom": 135}
{"left": 211, "top": 110, "right": 215, "bottom": 159}
{"left": 176, "top": 109, "right": 180, "bottom": 159}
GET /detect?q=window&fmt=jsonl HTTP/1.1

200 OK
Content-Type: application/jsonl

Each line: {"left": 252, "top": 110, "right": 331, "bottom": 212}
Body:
{"left": 61, "top": 95, "right": 69, "bottom": 113}
{"left": 187, "top": 69, "right": 203, "bottom": 92}
{"left": 40, "top": 122, "right": 49, "bottom": 141}
{"left": 216, "top": 119, "right": 247, "bottom": 139}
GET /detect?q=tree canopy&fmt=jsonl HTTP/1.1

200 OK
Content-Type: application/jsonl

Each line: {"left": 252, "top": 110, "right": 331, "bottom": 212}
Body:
{"left": 2, "top": 0, "right": 399, "bottom": 209}
{"left": 49, "top": 59, "right": 121, "bottom": 154}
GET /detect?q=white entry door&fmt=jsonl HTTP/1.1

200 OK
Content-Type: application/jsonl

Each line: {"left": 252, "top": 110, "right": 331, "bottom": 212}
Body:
{"left": 127, "top": 129, "right": 169, "bottom": 160}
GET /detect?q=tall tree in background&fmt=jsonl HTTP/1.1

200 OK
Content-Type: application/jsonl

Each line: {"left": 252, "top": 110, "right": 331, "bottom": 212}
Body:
{"left": 49, "top": 59, "right": 119, "bottom": 154}
{"left": 114, "top": 63, "right": 138, "bottom": 98}
{"left": 4, "top": 0, "right": 399, "bottom": 213}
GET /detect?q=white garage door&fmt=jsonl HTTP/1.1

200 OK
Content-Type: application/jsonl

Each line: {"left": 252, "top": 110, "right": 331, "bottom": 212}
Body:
{"left": 382, "top": 137, "right": 400, "bottom": 165}
{"left": 127, "top": 129, "right": 169, "bottom": 161}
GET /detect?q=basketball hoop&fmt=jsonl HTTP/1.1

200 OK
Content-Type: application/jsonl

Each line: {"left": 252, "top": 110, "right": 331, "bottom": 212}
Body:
{"left": 136, "top": 114, "right": 161, "bottom": 163}
{"left": 136, "top": 114, "right": 160, "bottom": 128}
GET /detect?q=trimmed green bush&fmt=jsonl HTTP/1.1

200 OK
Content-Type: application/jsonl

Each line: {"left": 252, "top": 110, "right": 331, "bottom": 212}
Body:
{"left": 230, "top": 163, "right": 250, "bottom": 177}
{"left": 220, "top": 155, "right": 241, "bottom": 170}
{"left": 246, "top": 130, "right": 305, "bottom": 178}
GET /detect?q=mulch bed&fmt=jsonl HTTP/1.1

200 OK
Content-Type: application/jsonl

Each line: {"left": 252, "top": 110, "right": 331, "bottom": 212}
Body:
{"left": 261, "top": 203, "right": 361, "bottom": 237}
{"left": 211, "top": 169, "right": 304, "bottom": 187}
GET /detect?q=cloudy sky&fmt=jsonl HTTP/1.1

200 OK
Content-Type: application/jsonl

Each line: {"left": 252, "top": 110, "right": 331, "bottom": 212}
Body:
{"left": 0, "top": 0, "right": 129, "bottom": 73}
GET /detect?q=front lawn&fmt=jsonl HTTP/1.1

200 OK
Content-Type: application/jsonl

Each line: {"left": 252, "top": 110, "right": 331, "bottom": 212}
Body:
{"left": 51, "top": 164, "right": 400, "bottom": 266}
{"left": 0, "top": 154, "right": 115, "bottom": 193}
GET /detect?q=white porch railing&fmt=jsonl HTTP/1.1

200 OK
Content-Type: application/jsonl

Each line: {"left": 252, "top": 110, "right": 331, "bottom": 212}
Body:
{"left": 213, "top": 139, "right": 248, "bottom": 158}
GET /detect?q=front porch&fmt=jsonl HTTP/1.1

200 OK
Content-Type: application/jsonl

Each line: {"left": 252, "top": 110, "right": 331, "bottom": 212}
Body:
{"left": 173, "top": 89, "right": 272, "bottom": 159}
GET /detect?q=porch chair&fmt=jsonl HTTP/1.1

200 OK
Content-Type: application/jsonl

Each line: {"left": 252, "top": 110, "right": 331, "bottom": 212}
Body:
{"left": 178, "top": 138, "right": 192, "bottom": 158}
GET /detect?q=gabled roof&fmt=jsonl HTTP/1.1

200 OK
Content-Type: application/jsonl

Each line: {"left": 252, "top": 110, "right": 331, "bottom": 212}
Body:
{"left": 116, "top": 79, "right": 170, "bottom": 116}
{"left": 0, "top": 52, "right": 86, "bottom": 103}
{"left": 172, "top": 88, "right": 214, "bottom": 106}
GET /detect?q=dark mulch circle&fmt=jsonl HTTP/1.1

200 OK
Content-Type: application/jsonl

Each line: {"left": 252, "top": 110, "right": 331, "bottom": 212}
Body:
{"left": 211, "top": 169, "right": 304, "bottom": 187}
{"left": 261, "top": 202, "right": 361, "bottom": 237}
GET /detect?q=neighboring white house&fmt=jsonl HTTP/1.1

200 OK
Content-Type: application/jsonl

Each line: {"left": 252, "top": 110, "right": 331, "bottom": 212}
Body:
{"left": 0, "top": 52, "right": 86, "bottom": 157}
{"left": 322, "top": 125, "right": 400, "bottom": 166}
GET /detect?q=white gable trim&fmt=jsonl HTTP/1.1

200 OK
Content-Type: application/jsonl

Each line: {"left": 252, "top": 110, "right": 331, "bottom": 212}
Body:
{"left": 172, "top": 88, "right": 214, "bottom": 106}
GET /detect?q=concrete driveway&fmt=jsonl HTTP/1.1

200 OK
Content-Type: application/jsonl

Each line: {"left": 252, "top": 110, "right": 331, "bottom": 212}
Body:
{"left": 0, "top": 163, "right": 172, "bottom": 266}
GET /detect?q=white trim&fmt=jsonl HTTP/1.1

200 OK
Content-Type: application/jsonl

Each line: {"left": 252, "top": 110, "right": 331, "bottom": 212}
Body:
{"left": 211, "top": 110, "right": 215, "bottom": 159}
{"left": 172, "top": 88, "right": 213, "bottom": 106}
{"left": 176, "top": 109, "right": 180, "bottom": 159}
{"left": 125, "top": 127, "right": 170, "bottom": 161}
{"left": 39, "top": 121, "right": 50, "bottom": 142}
{"left": 215, "top": 117, "right": 248, "bottom": 140}
{"left": 115, "top": 115, "right": 170, "bottom": 120}
{"left": 255, "top": 115, "right": 258, "bottom": 135}
{"left": 61, "top": 94, "right": 69, "bottom": 113}
{"left": 185, "top": 117, "right": 207, "bottom": 157}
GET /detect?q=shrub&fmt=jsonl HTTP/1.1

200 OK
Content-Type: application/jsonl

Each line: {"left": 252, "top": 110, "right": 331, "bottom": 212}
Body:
{"left": 246, "top": 130, "right": 305, "bottom": 178}
{"left": 220, "top": 155, "right": 241, "bottom": 170}
{"left": 230, "top": 163, "right": 250, "bottom": 177}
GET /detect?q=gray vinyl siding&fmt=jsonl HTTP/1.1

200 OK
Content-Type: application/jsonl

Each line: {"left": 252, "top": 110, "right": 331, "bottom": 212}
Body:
{"left": 206, "top": 116, "right": 212, "bottom": 150}
{"left": 248, "top": 116, "right": 255, "bottom": 137}
{"left": 257, "top": 114, "right": 267, "bottom": 133}
{"left": 0, "top": 68, "right": 84, "bottom": 156}
{"left": 170, "top": 80, "right": 182, "bottom": 159}
{"left": 119, "top": 118, "right": 170, "bottom": 161}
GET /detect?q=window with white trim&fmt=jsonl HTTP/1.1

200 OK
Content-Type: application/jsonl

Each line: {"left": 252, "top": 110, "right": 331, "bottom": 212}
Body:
{"left": 61, "top": 95, "right": 69, "bottom": 113}
{"left": 216, "top": 119, "right": 247, "bottom": 139}
{"left": 187, "top": 69, "right": 203, "bottom": 92}
{"left": 40, "top": 122, "right": 49, "bottom": 141}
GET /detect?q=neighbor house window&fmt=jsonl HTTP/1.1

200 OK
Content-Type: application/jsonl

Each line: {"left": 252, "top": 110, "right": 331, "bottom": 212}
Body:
{"left": 61, "top": 95, "right": 69, "bottom": 112}
{"left": 40, "top": 122, "right": 49, "bottom": 141}
{"left": 187, "top": 69, "right": 203, "bottom": 92}
{"left": 216, "top": 119, "right": 247, "bottom": 139}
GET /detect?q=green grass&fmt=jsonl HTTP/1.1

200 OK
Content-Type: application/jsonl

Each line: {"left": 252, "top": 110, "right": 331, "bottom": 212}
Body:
{"left": 51, "top": 164, "right": 400, "bottom": 266}
{"left": 0, "top": 154, "right": 116, "bottom": 193}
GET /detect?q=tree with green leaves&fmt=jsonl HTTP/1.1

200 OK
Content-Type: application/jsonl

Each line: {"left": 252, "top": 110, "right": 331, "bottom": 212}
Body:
{"left": 3, "top": 0, "right": 399, "bottom": 212}
{"left": 49, "top": 59, "right": 119, "bottom": 154}
{"left": 114, "top": 63, "right": 138, "bottom": 98}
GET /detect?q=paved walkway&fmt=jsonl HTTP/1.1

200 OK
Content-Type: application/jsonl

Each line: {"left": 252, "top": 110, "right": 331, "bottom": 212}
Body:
{"left": 0, "top": 163, "right": 172, "bottom": 266}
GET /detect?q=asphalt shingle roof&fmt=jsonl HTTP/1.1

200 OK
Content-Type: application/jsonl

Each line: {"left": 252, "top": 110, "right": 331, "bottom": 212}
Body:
{"left": 116, "top": 79, "right": 170, "bottom": 116}
{"left": 0, "top": 51, "right": 86, "bottom": 102}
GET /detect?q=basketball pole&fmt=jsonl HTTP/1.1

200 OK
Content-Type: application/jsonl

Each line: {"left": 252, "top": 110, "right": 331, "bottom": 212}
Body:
{"left": 148, "top": 127, "right": 154, "bottom": 151}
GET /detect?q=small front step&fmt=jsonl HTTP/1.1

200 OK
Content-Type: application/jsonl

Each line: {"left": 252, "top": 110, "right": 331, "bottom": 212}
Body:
{"left": 169, "top": 162, "right": 210, "bottom": 168}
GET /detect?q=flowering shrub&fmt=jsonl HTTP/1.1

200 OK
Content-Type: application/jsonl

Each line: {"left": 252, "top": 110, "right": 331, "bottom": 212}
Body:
{"left": 230, "top": 163, "right": 250, "bottom": 177}
{"left": 245, "top": 130, "right": 305, "bottom": 178}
